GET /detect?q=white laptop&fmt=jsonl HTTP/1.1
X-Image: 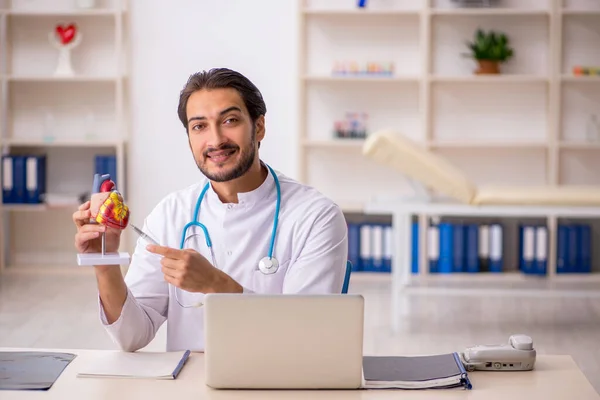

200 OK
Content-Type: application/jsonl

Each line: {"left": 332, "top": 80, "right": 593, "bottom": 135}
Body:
{"left": 203, "top": 293, "right": 365, "bottom": 389}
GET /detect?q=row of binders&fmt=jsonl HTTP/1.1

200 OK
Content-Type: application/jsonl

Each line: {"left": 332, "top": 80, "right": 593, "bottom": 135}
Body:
{"left": 348, "top": 221, "right": 593, "bottom": 274}
{"left": 348, "top": 223, "right": 392, "bottom": 273}
{"left": 1, "top": 154, "right": 117, "bottom": 204}
{"left": 1, "top": 155, "right": 46, "bottom": 203}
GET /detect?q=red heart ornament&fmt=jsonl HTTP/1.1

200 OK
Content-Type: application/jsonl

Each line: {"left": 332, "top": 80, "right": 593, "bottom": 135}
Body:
{"left": 55, "top": 24, "right": 77, "bottom": 45}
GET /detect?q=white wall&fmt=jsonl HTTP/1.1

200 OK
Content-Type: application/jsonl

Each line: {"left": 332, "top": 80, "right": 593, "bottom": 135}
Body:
{"left": 127, "top": 0, "right": 299, "bottom": 225}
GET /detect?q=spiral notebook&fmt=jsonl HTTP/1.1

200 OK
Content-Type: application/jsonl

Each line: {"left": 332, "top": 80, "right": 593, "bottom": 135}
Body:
{"left": 362, "top": 352, "right": 472, "bottom": 390}
{"left": 76, "top": 350, "right": 190, "bottom": 380}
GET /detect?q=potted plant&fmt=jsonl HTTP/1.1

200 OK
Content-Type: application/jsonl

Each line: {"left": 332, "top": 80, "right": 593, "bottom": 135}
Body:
{"left": 464, "top": 29, "right": 514, "bottom": 74}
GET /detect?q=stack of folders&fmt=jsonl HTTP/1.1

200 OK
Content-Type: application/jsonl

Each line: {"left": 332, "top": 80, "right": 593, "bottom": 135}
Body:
{"left": 556, "top": 223, "right": 592, "bottom": 274}
{"left": 362, "top": 353, "right": 472, "bottom": 390}
{"left": 347, "top": 222, "right": 393, "bottom": 273}
{"left": 419, "top": 221, "right": 503, "bottom": 274}
{"left": 1, "top": 155, "right": 46, "bottom": 204}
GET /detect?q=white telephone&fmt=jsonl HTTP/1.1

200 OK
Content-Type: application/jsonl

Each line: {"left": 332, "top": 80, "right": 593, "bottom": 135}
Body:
{"left": 460, "top": 334, "right": 536, "bottom": 372}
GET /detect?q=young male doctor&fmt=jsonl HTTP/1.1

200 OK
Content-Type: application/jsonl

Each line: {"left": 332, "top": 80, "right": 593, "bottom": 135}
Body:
{"left": 73, "top": 68, "right": 349, "bottom": 352}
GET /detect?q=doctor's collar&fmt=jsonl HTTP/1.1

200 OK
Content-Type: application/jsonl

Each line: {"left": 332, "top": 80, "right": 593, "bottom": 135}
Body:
{"left": 206, "top": 162, "right": 276, "bottom": 209}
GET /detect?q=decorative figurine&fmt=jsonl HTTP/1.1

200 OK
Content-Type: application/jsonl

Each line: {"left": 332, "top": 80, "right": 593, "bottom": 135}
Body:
{"left": 77, "top": 173, "right": 131, "bottom": 266}
{"left": 49, "top": 23, "right": 82, "bottom": 77}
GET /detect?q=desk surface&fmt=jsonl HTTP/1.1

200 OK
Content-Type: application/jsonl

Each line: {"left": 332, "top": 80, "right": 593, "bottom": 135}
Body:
{"left": 1, "top": 348, "right": 599, "bottom": 399}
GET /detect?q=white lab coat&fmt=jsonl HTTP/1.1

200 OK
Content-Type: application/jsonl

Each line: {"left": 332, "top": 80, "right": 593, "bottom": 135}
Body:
{"left": 99, "top": 166, "right": 348, "bottom": 352}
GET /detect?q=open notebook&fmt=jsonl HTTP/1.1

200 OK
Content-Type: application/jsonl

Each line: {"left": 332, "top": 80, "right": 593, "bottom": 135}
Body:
{"left": 77, "top": 350, "right": 190, "bottom": 380}
{"left": 362, "top": 353, "right": 472, "bottom": 390}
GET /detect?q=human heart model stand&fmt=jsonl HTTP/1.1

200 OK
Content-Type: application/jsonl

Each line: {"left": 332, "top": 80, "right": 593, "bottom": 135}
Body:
{"left": 49, "top": 23, "right": 82, "bottom": 76}
{"left": 77, "top": 173, "right": 131, "bottom": 266}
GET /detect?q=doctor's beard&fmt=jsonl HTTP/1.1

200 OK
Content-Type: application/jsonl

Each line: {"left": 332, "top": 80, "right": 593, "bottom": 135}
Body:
{"left": 196, "top": 128, "right": 257, "bottom": 183}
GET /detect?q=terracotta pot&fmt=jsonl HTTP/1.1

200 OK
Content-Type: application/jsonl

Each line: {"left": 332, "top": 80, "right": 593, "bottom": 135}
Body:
{"left": 475, "top": 60, "right": 500, "bottom": 75}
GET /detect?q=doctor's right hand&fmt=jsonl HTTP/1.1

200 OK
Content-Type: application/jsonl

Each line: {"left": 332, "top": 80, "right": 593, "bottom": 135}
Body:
{"left": 72, "top": 200, "right": 122, "bottom": 254}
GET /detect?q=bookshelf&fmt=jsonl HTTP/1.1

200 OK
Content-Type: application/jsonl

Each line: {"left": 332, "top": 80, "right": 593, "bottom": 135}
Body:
{"left": 298, "top": 0, "right": 600, "bottom": 278}
{"left": 0, "top": 0, "right": 129, "bottom": 271}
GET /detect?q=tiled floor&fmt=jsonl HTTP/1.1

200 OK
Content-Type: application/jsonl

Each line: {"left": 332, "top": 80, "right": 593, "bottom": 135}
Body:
{"left": 1, "top": 266, "right": 599, "bottom": 394}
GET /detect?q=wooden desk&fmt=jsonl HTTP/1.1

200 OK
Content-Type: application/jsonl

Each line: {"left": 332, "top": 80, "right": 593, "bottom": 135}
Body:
{"left": 1, "top": 349, "right": 599, "bottom": 399}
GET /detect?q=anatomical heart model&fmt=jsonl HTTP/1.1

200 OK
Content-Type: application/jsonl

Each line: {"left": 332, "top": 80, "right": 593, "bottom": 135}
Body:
{"left": 90, "top": 174, "right": 130, "bottom": 230}
{"left": 77, "top": 173, "right": 131, "bottom": 266}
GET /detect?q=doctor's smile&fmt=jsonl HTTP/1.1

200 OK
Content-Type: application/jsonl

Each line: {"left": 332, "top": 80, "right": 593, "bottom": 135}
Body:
{"left": 72, "top": 67, "right": 348, "bottom": 352}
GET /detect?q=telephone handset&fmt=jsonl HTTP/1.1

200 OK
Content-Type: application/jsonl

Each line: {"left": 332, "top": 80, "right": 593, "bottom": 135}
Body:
{"left": 460, "top": 334, "right": 536, "bottom": 372}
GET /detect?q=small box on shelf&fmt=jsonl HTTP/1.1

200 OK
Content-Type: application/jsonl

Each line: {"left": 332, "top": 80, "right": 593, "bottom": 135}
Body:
{"left": 572, "top": 65, "right": 600, "bottom": 76}
{"left": 331, "top": 61, "right": 394, "bottom": 77}
{"left": 333, "top": 112, "right": 368, "bottom": 139}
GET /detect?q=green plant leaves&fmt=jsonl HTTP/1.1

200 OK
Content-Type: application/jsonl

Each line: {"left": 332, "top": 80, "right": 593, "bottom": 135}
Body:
{"left": 465, "top": 29, "right": 515, "bottom": 62}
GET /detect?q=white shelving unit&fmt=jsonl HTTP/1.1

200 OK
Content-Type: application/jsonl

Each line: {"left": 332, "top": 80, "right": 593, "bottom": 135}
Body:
{"left": 0, "top": 0, "right": 129, "bottom": 271}
{"left": 298, "top": 0, "right": 600, "bottom": 277}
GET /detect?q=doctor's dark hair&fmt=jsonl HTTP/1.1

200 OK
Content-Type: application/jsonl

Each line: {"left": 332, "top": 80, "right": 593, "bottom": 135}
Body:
{"left": 177, "top": 68, "right": 267, "bottom": 134}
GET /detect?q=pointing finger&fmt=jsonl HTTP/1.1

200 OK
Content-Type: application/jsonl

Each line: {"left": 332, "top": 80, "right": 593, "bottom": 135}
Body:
{"left": 147, "top": 245, "right": 183, "bottom": 259}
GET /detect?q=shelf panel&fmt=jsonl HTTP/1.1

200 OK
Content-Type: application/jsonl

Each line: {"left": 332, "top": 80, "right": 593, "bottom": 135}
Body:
{"left": 303, "top": 75, "right": 419, "bottom": 83}
{"left": 5, "top": 138, "right": 123, "bottom": 147}
{"left": 6, "top": 13, "right": 118, "bottom": 78}
{"left": 561, "top": 10, "right": 600, "bottom": 16}
{"left": 559, "top": 142, "right": 600, "bottom": 150}
{"left": 303, "top": 139, "right": 365, "bottom": 148}
{"left": 5, "top": 75, "right": 122, "bottom": 82}
{"left": 303, "top": 9, "right": 419, "bottom": 16}
{"left": 431, "top": 75, "right": 549, "bottom": 83}
{"left": 5, "top": 9, "right": 119, "bottom": 16}
{"left": 561, "top": 75, "right": 600, "bottom": 83}
{"left": 432, "top": 0, "right": 552, "bottom": 12}
{"left": 430, "top": 141, "right": 548, "bottom": 149}
{"left": 305, "top": 10, "right": 421, "bottom": 77}
{"left": 431, "top": 9, "right": 550, "bottom": 16}
{"left": 561, "top": 13, "right": 600, "bottom": 75}
{"left": 432, "top": 15, "right": 549, "bottom": 77}
{"left": 305, "top": 79, "right": 421, "bottom": 143}
{"left": 560, "top": 83, "right": 600, "bottom": 143}
{"left": 432, "top": 83, "right": 548, "bottom": 144}
{"left": 559, "top": 150, "right": 600, "bottom": 185}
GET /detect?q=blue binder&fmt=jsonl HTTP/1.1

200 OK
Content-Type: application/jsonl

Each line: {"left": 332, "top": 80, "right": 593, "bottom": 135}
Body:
{"left": 489, "top": 224, "right": 503, "bottom": 273}
{"left": 519, "top": 225, "right": 535, "bottom": 274}
{"left": 567, "top": 224, "right": 578, "bottom": 274}
{"left": 465, "top": 224, "right": 479, "bottom": 273}
{"left": 25, "top": 155, "right": 47, "bottom": 204}
{"left": 428, "top": 224, "right": 439, "bottom": 274}
{"left": 95, "top": 155, "right": 117, "bottom": 187}
{"left": 2, "top": 155, "right": 14, "bottom": 203}
{"left": 556, "top": 224, "right": 569, "bottom": 274}
{"left": 360, "top": 224, "right": 373, "bottom": 272}
{"left": 452, "top": 223, "right": 464, "bottom": 273}
{"left": 383, "top": 224, "right": 392, "bottom": 273}
{"left": 12, "top": 156, "right": 27, "bottom": 204}
{"left": 577, "top": 224, "right": 591, "bottom": 274}
{"left": 347, "top": 223, "right": 361, "bottom": 272}
{"left": 534, "top": 226, "right": 548, "bottom": 275}
{"left": 371, "top": 224, "right": 385, "bottom": 273}
{"left": 438, "top": 222, "right": 454, "bottom": 274}
{"left": 411, "top": 221, "right": 419, "bottom": 274}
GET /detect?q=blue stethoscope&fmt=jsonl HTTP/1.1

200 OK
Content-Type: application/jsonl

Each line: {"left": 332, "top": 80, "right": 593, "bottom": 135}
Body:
{"left": 179, "top": 163, "right": 282, "bottom": 275}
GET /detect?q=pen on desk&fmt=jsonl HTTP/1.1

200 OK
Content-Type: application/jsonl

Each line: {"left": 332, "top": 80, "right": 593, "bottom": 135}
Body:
{"left": 130, "top": 223, "right": 160, "bottom": 246}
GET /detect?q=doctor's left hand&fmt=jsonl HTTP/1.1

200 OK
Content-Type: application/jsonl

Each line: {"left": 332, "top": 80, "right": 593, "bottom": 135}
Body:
{"left": 146, "top": 245, "right": 242, "bottom": 294}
